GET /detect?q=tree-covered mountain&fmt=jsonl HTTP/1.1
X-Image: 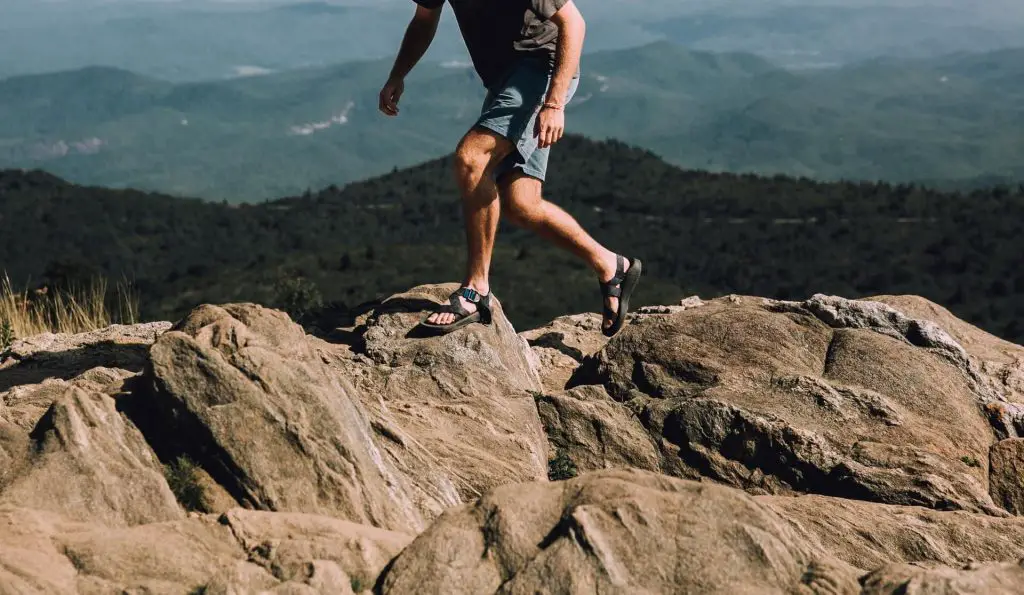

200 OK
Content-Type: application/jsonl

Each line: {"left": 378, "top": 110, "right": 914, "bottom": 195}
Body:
{"left": 2, "top": 42, "right": 1023, "bottom": 201}
{"left": 3, "top": 0, "right": 1022, "bottom": 80}
{"left": 2, "top": 135, "right": 1022, "bottom": 344}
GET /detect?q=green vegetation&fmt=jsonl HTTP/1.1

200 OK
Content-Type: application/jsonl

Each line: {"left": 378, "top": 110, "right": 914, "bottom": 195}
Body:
{"left": 272, "top": 271, "right": 324, "bottom": 323}
{"left": 2, "top": 134, "right": 1023, "bottom": 347}
{"left": 164, "top": 455, "right": 205, "bottom": 512}
{"left": 2, "top": 43, "right": 1023, "bottom": 201}
{"left": 961, "top": 456, "right": 982, "bottom": 468}
{"left": 0, "top": 316, "right": 13, "bottom": 352}
{"left": 549, "top": 448, "right": 579, "bottom": 481}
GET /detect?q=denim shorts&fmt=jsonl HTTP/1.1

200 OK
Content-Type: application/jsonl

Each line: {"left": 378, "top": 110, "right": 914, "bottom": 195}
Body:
{"left": 475, "top": 60, "right": 580, "bottom": 182}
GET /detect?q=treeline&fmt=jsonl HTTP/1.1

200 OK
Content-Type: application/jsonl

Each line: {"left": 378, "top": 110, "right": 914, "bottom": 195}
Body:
{"left": 1, "top": 135, "right": 1022, "bottom": 343}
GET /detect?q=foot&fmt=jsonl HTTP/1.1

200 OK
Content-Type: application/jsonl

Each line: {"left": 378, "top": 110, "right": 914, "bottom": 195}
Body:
{"left": 426, "top": 283, "right": 488, "bottom": 326}
{"left": 598, "top": 254, "right": 631, "bottom": 332}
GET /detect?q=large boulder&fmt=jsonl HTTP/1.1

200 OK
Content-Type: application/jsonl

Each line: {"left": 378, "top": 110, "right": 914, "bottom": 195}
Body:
{"left": 570, "top": 294, "right": 1000, "bottom": 512}
{"left": 145, "top": 286, "right": 548, "bottom": 533}
{"left": 0, "top": 367, "right": 182, "bottom": 526}
{"left": 147, "top": 303, "right": 427, "bottom": 533}
{"left": 379, "top": 468, "right": 861, "bottom": 594}
{"left": 327, "top": 285, "right": 548, "bottom": 505}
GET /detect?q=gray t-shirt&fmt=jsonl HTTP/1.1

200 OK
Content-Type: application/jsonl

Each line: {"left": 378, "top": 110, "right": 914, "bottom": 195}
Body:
{"left": 413, "top": 0, "right": 568, "bottom": 88}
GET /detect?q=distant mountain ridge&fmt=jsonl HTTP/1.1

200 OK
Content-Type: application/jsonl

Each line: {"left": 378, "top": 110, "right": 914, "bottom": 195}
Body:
{"left": 1, "top": 42, "right": 1022, "bottom": 200}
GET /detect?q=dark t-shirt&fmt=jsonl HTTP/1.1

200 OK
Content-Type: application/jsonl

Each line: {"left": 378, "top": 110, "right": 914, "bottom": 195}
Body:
{"left": 413, "top": 0, "right": 568, "bottom": 88}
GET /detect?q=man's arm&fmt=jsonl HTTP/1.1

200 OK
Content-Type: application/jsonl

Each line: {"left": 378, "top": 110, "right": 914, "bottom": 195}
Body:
{"left": 380, "top": 3, "right": 443, "bottom": 116}
{"left": 545, "top": 0, "right": 585, "bottom": 110}
{"left": 535, "top": 0, "right": 584, "bottom": 147}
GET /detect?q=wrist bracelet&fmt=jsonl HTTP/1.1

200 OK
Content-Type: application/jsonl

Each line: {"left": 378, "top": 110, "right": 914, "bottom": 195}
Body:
{"left": 542, "top": 102, "right": 564, "bottom": 111}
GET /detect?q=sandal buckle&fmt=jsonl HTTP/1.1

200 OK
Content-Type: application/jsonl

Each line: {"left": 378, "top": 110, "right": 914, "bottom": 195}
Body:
{"left": 459, "top": 287, "right": 480, "bottom": 302}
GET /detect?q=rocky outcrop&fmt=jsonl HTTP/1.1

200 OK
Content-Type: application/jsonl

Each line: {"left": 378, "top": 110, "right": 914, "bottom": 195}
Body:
{"left": 2, "top": 288, "right": 1024, "bottom": 593}
{"left": 143, "top": 286, "right": 547, "bottom": 533}
{"left": 379, "top": 468, "right": 861, "bottom": 594}
{"left": 0, "top": 367, "right": 182, "bottom": 526}
{"left": 568, "top": 294, "right": 1000, "bottom": 513}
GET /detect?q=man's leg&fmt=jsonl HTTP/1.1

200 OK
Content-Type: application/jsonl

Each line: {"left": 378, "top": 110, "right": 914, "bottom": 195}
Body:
{"left": 498, "top": 171, "right": 630, "bottom": 332}
{"left": 425, "top": 127, "right": 515, "bottom": 326}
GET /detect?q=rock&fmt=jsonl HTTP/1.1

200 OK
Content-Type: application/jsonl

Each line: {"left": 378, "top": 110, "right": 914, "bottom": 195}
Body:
{"left": 0, "top": 506, "right": 242, "bottom": 593}
{"left": 0, "top": 373, "right": 182, "bottom": 526}
{"left": 147, "top": 303, "right": 427, "bottom": 532}
{"left": 990, "top": 439, "right": 1024, "bottom": 514}
{"left": 762, "top": 494, "right": 1024, "bottom": 571}
{"left": 379, "top": 468, "right": 860, "bottom": 594}
{"left": 0, "top": 321, "right": 171, "bottom": 392}
{"left": 218, "top": 508, "right": 412, "bottom": 591}
{"left": 870, "top": 295, "right": 1024, "bottom": 433}
{"left": 146, "top": 287, "right": 548, "bottom": 533}
{"left": 535, "top": 385, "right": 660, "bottom": 475}
{"left": 573, "top": 295, "right": 999, "bottom": 512}
{"left": 0, "top": 503, "right": 412, "bottom": 594}
{"left": 520, "top": 312, "right": 607, "bottom": 391}
{"left": 861, "top": 560, "right": 1024, "bottom": 594}
{"left": 336, "top": 284, "right": 548, "bottom": 506}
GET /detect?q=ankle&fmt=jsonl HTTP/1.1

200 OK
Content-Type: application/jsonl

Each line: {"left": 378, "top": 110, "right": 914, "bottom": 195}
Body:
{"left": 595, "top": 250, "right": 620, "bottom": 282}
{"left": 463, "top": 278, "right": 490, "bottom": 296}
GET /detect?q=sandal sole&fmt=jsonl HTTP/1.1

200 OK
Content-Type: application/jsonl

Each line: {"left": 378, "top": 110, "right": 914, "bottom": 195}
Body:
{"left": 603, "top": 258, "right": 643, "bottom": 338}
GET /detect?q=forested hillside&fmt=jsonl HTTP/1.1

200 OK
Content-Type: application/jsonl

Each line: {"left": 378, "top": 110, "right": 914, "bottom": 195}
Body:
{"left": 2, "top": 135, "right": 1022, "bottom": 342}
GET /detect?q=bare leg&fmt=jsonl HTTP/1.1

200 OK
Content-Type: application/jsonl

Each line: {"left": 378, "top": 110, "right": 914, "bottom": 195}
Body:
{"left": 499, "top": 171, "right": 629, "bottom": 331}
{"left": 426, "top": 127, "right": 515, "bottom": 326}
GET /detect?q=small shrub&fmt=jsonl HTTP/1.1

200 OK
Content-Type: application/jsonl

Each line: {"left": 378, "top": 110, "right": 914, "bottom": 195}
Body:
{"left": 961, "top": 455, "right": 981, "bottom": 468}
{"left": 0, "top": 316, "right": 13, "bottom": 352}
{"left": 165, "top": 455, "right": 205, "bottom": 511}
{"left": 548, "top": 448, "right": 578, "bottom": 481}
{"left": 350, "top": 577, "right": 365, "bottom": 593}
{"left": 273, "top": 274, "right": 323, "bottom": 321}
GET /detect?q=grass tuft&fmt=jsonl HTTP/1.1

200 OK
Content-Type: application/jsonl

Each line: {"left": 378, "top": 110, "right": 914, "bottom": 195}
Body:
{"left": 165, "top": 455, "right": 206, "bottom": 511}
{"left": 0, "top": 273, "right": 138, "bottom": 339}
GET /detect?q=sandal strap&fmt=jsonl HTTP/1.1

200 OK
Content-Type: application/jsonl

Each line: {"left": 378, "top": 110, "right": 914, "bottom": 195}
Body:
{"left": 599, "top": 255, "right": 626, "bottom": 298}
{"left": 433, "top": 287, "right": 491, "bottom": 320}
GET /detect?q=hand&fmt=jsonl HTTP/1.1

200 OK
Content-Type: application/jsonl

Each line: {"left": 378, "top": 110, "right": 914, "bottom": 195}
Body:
{"left": 379, "top": 76, "right": 405, "bottom": 116}
{"left": 536, "top": 106, "right": 565, "bottom": 149}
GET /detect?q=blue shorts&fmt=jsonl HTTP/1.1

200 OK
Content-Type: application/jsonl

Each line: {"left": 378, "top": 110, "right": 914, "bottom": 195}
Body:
{"left": 475, "top": 60, "right": 580, "bottom": 182}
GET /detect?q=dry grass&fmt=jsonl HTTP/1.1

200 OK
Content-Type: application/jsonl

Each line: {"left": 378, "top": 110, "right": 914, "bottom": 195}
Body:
{"left": 0, "top": 274, "right": 139, "bottom": 347}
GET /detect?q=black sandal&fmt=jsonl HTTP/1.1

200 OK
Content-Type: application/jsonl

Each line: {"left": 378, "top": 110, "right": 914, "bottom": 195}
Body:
{"left": 418, "top": 287, "right": 493, "bottom": 335}
{"left": 600, "top": 255, "right": 643, "bottom": 337}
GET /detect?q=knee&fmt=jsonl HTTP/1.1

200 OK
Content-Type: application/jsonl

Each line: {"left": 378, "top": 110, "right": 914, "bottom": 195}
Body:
{"left": 502, "top": 193, "right": 543, "bottom": 228}
{"left": 453, "top": 141, "right": 492, "bottom": 182}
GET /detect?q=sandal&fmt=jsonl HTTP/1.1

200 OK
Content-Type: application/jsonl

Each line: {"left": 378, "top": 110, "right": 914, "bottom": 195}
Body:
{"left": 418, "top": 287, "right": 493, "bottom": 335}
{"left": 600, "top": 255, "right": 643, "bottom": 337}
